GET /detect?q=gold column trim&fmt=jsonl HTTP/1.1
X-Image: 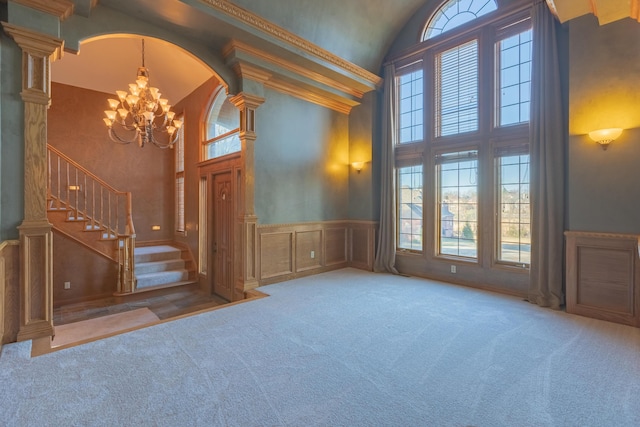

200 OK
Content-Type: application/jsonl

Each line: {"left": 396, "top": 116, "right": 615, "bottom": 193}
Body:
{"left": 11, "top": 0, "right": 75, "bottom": 20}
{"left": 198, "top": 0, "right": 382, "bottom": 88}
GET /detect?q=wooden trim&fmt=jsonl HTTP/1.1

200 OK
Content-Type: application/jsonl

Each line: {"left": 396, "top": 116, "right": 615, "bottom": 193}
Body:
{"left": 198, "top": 0, "right": 382, "bottom": 88}
{"left": 264, "top": 79, "right": 355, "bottom": 115}
{"left": 256, "top": 220, "right": 376, "bottom": 286}
{"left": 565, "top": 231, "right": 640, "bottom": 327}
{"left": 224, "top": 40, "right": 367, "bottom": 99}
{"left": 11, "top": 0, "right": 74, "bottom": 20}
{"left": 0, "top": 241, "right": 20, "bottom": 251}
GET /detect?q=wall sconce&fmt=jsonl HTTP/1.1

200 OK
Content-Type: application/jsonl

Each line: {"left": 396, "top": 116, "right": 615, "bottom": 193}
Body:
{"left": 588, "top": 128, "right": 623, "bottom": 150}
{"left": 352, "top": 161, "right": 364, "bottom": 173}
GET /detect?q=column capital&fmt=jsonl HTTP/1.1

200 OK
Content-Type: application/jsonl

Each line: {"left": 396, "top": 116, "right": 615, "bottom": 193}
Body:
{"left": 229, "top": 92, "right": 266, "bottom": 110}
{"left": 1, "top": 22, "right": 64, "bottom": 105}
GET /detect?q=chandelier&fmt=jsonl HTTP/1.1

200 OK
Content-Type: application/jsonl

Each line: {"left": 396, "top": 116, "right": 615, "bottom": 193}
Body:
{"left": 103, "top": 39, "right": 182, "bottom": 148}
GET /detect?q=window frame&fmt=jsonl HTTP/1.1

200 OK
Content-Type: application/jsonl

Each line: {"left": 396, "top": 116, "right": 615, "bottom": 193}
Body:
{"left": 202, "top": 87, "right": 241, "bottom": 162}
{"left": 389, "top": 0, "right": 532, "bottom": 273}
{"left": 174, "top": 113, "right": 186, "bottom": 235}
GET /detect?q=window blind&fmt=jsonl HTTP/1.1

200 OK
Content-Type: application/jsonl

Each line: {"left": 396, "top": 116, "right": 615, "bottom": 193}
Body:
{"left": 435, "top": 39, "right": 479, "bottom": 137}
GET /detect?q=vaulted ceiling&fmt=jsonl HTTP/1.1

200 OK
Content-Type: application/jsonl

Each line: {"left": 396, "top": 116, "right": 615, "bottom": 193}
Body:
{"left": 50, "top": 0, "right": 636, "bottom": 106}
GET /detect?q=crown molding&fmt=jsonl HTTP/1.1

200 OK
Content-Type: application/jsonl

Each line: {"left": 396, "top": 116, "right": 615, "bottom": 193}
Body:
{"left": 11, "top": 0, "right": 75, "bottom": 21}
{"left": 227, "top": 58, "right": 358, "bottom": 114}
{"left": 224, "top": 40, "right": 365, "bottom": 99}
{"left": 264, "top": 79, "right": 356, "bottom": 115}
{"left": 198, "top": 0, "right": 382, "bottom": 89}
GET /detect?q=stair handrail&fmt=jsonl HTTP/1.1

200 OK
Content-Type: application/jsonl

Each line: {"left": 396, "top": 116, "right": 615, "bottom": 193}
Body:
{"left": 47, "top": 144, "right": 136, "bottom": 238}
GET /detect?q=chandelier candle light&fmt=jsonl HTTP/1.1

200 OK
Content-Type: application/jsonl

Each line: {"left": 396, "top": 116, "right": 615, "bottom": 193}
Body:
{"left": 103, "top": 39, "right": 183, "bottom": 148}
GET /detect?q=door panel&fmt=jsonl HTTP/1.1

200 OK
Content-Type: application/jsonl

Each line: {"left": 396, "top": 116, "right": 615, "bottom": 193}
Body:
{"left": 213, "top": 172, "right": 233, "bottom": 300}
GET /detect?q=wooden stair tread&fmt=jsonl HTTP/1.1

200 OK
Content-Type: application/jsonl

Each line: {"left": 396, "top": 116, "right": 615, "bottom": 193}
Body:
{"left": 127, "top": 280, "right": 197, "bottom": 295}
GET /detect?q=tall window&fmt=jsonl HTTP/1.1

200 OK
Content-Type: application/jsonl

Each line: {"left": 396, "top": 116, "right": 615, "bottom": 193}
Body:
{"left": 175, "top": 114, "right": 185, "bottom": 234}
{"left": 437, "top": 151, "right": 478, "bottom": 258}
{"left": 496, "top": 152, "right": 530, "bottom": 264}
{"left": 497, "top": 28, "right": 532, "bottom": 126}
{"left": 393, "top": 0, "right": 532, "bottom": 271}
{"left": 204, "top": 88, "right": 240, "bottom": 160}
{"left": 435, "top": 40, "right": 478, "bottom": 137}
{"left": 399, "top": 69, "right": 424, "bottom": 144}
{"left": 398, "top": 165, "right": 424, "bottom": 251}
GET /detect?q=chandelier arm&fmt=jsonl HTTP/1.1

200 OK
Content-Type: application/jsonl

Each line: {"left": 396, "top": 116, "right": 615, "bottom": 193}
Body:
{"left": 149, "top": 127, "right": 179, "bottom": 149}
{"left": 108, "top": 126, "right": 140, "bottom": 145}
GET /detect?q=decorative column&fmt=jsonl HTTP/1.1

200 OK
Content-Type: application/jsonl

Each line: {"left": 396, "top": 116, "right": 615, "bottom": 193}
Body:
{"left": 229, "top": 93, "right": 264, "bottom": 298}
{"left": 2, "top": 23, "right": 64, "bottom": 341}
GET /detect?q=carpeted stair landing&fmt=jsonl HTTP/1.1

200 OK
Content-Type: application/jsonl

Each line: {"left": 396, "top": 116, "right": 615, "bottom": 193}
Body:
{"left": 135, "top": 245, "right": 192, "bottom": 291}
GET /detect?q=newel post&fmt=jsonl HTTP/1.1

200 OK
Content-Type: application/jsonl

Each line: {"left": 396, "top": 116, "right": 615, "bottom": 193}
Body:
{"left": 2, "top": 23, "right": 64, "bottom": 341}
{"left": 229, "top": 93, "right": 264, "bottom": 299}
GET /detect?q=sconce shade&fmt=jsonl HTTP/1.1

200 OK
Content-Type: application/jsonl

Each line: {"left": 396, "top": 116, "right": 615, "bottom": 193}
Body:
{"left": 588, "top": 128, "right": 622, "bottom": 150}
{"left": 352, "top": 161, "right": 364, "bottom": 173}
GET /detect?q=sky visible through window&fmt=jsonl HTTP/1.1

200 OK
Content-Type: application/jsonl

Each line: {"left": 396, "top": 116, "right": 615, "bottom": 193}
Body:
{"left": 424, "top": 0, "right": 498, "bottom": 40}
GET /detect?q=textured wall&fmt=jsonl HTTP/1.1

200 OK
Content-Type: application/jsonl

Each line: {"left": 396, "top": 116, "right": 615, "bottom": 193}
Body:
{"left": 255, "top": 89, "right": 349, "bottom": 224}
{"left": 348, "top": 91, "right": 379, "bottom": 221}
{"left": 52, "top": 232, "right": 118, "bottom": 307}
{"left": 568, "top": 16, "right": 640, "bottom": 233}
{"left": 0, "top": 35, "right": 24, "bottom": 241}
{"left": 48, "top": 83, "right": 174, "bottom": 242}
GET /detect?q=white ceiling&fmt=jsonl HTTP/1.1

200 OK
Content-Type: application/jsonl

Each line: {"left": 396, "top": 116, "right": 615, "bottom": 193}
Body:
{"left": 52, "top": 36, "right": 213, "bottom": 104}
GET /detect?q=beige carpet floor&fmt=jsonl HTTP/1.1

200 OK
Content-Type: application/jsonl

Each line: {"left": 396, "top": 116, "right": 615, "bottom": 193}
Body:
{"left": 51, "top": 307, "right": 160, "bottom": 348}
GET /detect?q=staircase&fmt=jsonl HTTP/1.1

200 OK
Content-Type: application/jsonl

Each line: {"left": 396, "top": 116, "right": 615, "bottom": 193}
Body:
{"left": 134, "top": 245, "right": 195, "bottom": 292}
{"left": 47, "top": 145, "right": 198, "bottom": 296}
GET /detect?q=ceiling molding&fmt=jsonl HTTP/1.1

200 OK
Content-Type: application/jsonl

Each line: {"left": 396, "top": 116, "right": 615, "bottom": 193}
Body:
{"left": 224, "top": 41, "right": 365, "bottom": 115}
{"left": 197, "top": 0, "right": 382, "bottom": 89}
{"left": 230, "top": 61, "right": 356, "bottom": 114}
{"left": 263, "top": 79, "right": 355, "bottom": 115}
{"left": 224, "top": 40, "right": 366, "bottom": 99}
{"left": 546, "top": 0, "right": 640, "bottom": 25}
{"left": 12, "top": 0, "right": 75, "bottom": 21}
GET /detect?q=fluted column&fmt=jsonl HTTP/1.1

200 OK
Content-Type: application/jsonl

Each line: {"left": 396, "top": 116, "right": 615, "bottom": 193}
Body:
{"left": 230, "top": 93, "right": 264, "bottom": 298}
{"left": 2, "top": 22, "right": 63, "bottom": 341}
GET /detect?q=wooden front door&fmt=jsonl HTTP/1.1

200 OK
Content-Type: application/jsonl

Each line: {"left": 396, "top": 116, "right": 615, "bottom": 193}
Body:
{"left": 212, "top": 172, "right": 233, "bottom": 300}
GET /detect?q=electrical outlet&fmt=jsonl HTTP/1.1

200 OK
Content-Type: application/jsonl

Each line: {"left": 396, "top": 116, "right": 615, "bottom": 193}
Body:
{"left": 450, "top": 265, "right": 456, "bottom": 274}
{"left": 310, "top": 250, "right": 315, "bottom": 259}
{"left": 64, "top": 281, "right": 71, "bottom": 290}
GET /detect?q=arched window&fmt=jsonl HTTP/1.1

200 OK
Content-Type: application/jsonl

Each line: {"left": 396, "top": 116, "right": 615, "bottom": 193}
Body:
{"left": 203, "top": 88, "right": 240, "bottom": 160}
{"left": 422, "top": 0, "right": 498, "bottom": 40}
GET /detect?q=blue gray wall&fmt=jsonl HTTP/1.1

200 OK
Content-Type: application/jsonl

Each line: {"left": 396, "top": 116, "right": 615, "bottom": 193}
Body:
{"left": 568, "top": 16, "right": 640, "bottom": 233}
{"left": 0, "top": 36, "right": 24, "bottom": 241}
{"left": 255, "top": 89, "right": 350, "bottom": 224}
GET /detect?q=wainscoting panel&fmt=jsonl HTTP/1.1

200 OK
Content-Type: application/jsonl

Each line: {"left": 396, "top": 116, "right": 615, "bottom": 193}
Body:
{"left": 325, "top": 228, "right": 348, "bottom": 266}
{"left": 350, "top": 222, "right": 376, "bottom": 271}
{"left": 295, "top": 230, "right": 322, "bottom": 272}
{"left": 257, "top": 221, "right": 377, "bottom": 285}
{"left": 1, "top": 241, "right": 20, "bottom": 345}
{"left": 566, "top": 231, "right": 639, "bottom": 327}
{"left": 259, "top": 231, "right": 294, "bottom": 279}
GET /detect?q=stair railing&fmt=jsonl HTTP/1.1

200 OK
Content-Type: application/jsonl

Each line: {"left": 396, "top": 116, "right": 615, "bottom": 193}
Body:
{"left": 47, "top": 144, "right": 137, "bottom": 294}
